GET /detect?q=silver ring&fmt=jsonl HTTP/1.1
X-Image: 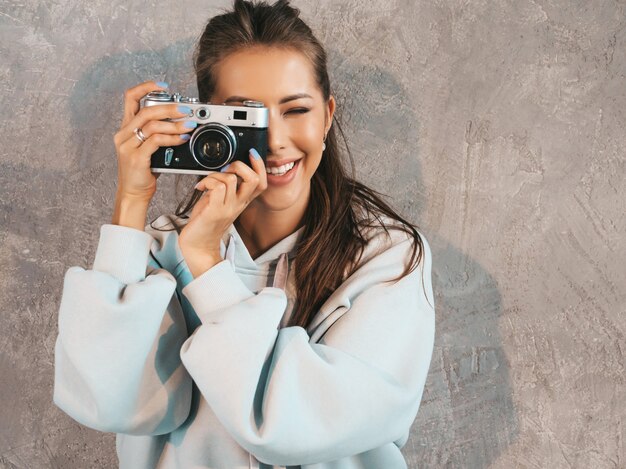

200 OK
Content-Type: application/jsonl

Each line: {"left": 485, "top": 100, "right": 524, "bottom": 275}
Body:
{"left": 133, "top": 127, "right": 147, "bottom": 143}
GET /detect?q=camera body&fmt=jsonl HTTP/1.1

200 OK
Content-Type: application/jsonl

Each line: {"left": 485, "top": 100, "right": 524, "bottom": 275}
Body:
{"left": 139, "top": 91, "right": 269, "bottom": 175}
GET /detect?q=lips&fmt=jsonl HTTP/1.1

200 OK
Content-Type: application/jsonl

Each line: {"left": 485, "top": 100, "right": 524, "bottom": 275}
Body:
{"left": 266, "top": 158, "right": 300, "bottom": 185}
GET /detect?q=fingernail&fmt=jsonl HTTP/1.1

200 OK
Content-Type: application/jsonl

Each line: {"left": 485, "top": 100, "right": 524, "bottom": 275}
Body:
{"left": 250, "top": 148, "right": 261, "bottom": 160}
{"left": 184, "top": 121, "right": 198, "bottom": 128}
{"left": 178, "top": 105, "right": 192, "bottom": 114}
{"left": 156, "top": 81, "right": 169, "bottom": 88}
{"left": 194, "top": 182, "right": 201, "bottom": 190}
{"left": 220, "top": 164, "right": 231, "bottom": 172}
{"left": 180, "top": 134, "right": 190, "bottom": 141}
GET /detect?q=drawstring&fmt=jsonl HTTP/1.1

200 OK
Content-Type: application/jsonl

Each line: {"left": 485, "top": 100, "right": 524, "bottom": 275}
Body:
{"left": 226, "top": 234, "right": 237, "bottom": 266}
{"left": 249, "top": 452, "right": 259, "bottom": 468}
{"left": 272, "top": 253, "right": 289, "bottom": 290}
{"left": 227, "top": 233, "right": 290, "bottom": 291}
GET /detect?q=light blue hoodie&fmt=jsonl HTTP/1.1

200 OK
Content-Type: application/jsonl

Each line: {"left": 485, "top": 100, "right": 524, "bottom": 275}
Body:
{"left": 53, "top": 213, "right": 435, "bottom": 468}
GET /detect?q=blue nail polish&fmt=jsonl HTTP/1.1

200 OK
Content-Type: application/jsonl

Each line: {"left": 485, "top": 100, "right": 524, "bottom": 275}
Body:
{"left": 220, "top": 164, "right": 231, "bottom": 172}
{"left": 250, "top": 148, "right": 261, "bottom": 160}
{"left": 156, "top": 81, "right": 169, "bottom": 88}
{"left": 184, "top": 121, "right": 198, "bottom": 128}
{"left": 180, "top": 134, "right": 190, "bottom": 141}
{"left": 178, "top": 105, "right": 192, "bottom": 114}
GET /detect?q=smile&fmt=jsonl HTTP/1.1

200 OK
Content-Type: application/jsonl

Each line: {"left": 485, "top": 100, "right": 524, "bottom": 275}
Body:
{"left": 265, "top": 160, "right": 296, "bottom": 175}
{"left": 265, "top": 159, "right": 300, "bottom": 186}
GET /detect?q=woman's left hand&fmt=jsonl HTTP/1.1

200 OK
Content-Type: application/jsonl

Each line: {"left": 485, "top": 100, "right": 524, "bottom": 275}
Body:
{"left": 179, "top": 149, "right": 267, "bottom": 278}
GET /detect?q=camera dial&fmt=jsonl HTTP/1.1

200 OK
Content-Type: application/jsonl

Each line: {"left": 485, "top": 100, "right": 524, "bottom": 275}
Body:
{"left": 144, "top": 91, "right": 172, "bottom": 101}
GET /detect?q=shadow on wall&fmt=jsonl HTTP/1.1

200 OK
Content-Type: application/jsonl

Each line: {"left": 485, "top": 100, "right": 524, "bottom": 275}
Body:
{"left": 417, "top": 249, "right": 519, "bottom": 468}
{"left": 328, "top": 52, "right": 520, "bottom": 468}
{"left": 67, "top": 39, "right": 199, "bottom": 172}
{"left": 59, "top": 39, "right": 199, "bottom": 267}
{"left": 58, "top": 41, "right": 519, "bottom": 468}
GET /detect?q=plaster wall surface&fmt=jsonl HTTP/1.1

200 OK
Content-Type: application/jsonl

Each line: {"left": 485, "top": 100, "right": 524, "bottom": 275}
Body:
{"left": 0, "top": 1, "right": 624, "bottom": 468}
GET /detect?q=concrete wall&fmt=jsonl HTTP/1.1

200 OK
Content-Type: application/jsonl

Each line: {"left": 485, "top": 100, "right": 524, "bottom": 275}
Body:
{"left": 1, "top": 0, "right": 623, "bottom": 467}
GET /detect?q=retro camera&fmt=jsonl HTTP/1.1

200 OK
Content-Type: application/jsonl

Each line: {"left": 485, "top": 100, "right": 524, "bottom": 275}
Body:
{"left": 139, "top": 90, "right": 269, "bottom": 175}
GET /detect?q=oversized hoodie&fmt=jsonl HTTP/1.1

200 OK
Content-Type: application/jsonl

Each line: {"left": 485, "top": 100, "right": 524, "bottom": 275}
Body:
{"left": 53, "top": 213, "right": 435, "bottom": 469}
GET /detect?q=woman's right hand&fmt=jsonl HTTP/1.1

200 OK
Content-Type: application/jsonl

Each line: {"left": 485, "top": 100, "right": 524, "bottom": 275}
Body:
{"left": 113, "top": 80, "right": 195, "bottom": 203}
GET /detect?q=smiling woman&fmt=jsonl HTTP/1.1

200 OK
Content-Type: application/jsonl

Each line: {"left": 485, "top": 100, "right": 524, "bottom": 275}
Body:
{"left": 52, "top": 0, "right": 435, "bottom": 468}
{"left": 212, "top": 46, "right": 335, "bottom": 237}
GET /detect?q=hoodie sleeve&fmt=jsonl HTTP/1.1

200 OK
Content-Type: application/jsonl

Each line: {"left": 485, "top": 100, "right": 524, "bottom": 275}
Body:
{"left": 179, "top": 229, "right": 435, "bottom": 466}
{"left": 53, "top": 223, "right": 192, "bottom": 436}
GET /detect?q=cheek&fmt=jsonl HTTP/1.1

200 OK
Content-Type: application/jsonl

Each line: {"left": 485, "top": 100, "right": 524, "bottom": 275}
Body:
{"left": 292, "top": 115, "right": 324, "bottom": 150}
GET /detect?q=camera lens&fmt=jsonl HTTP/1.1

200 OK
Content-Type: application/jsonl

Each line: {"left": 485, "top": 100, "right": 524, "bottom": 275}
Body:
{"left": 189, "top": 124, "right": 237, "bottom": 169}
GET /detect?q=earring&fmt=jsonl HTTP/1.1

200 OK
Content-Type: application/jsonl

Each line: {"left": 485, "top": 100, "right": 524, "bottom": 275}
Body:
{"left": 322, "top": 132, "right": 327, "bottom": 151}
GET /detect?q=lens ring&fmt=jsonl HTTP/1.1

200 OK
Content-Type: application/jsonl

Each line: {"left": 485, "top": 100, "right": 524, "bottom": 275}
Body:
{"left": 189, "top": 124, "right": 238, "bottom": 169}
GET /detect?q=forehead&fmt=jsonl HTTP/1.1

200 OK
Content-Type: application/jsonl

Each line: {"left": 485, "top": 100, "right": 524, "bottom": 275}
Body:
{"left": 213, "top": 46, "right": 320, "bottom": 100}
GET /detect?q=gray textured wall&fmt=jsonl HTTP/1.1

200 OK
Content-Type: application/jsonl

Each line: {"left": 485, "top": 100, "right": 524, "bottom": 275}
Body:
{"left": 1, "top": 0, "right": 624, "bottom": 467}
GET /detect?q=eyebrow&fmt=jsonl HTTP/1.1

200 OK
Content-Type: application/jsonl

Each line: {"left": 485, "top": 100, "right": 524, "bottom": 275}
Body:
{"left": 223, "top": 93, "right": 313, "bottom": 104}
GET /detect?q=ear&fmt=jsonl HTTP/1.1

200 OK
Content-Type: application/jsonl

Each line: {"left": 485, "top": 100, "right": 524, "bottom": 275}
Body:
{"left": 324, "top": 95, "right": 336, "bottom": 136}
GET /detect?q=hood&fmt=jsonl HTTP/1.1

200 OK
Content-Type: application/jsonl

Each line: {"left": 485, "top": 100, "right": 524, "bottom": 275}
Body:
{"left": 223, "top": 221, "right": 305, "bottom": 292}
{"left": 149, "top": 214, "right": 304, "bottom": 292}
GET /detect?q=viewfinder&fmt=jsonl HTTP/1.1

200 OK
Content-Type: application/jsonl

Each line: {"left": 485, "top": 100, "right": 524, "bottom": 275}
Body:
{"left": 233, "top": 110, "right": 247, "bottom": 120}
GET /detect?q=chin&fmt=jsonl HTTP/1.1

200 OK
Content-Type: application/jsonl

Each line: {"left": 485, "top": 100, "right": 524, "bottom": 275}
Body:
{"left": 258, "top": 188, "right": 301, "bottom": 209}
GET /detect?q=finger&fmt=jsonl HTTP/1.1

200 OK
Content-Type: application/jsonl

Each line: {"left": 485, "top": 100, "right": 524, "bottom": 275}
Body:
{"left": 197, "top": 177, "right": 228, "bottom": 206}
{"left": 120, "top": 118, "right": 195, "bottom": 151}
{"left": 202, "top": 161, "right": 252, "bottom": 201}
{"left": 238, "top": 148, "right": 267, "bottom": 199}
{"left": 194, "top": 170, "right": 231, "bottom": 192}
{"left": 225, "top": 162, "right": 256, "bottom": 204}
{"left": 189, "top": 189, "right": 211, "bottom": 219}
{"left": 196, "top": 172, "right": 238, "bottom": 204}
{"left": 201, "top": 172, "right": 239, "bottom": 207}
{"left": 119, "top": 130, "right": 192, "bottom": 162}
{"left": 119, "top": 104, "right": 193, "bottom": 146}
{"left": 121, "top": 80, "right": 169, "bottom": 128}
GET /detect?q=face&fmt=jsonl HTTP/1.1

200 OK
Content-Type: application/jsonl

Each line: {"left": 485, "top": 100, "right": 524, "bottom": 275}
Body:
{"left": 210, "top": 46, "right": 335, "bottom": 211}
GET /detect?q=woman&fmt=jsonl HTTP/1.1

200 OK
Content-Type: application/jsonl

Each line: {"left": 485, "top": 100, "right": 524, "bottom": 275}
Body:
{"left": 53, "top": 0, "right": 435, "bottom": 468}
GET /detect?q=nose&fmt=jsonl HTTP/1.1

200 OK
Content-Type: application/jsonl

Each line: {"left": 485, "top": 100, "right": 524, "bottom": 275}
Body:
{"left": 266, "top": 110, "right": 286, "bottom": 156}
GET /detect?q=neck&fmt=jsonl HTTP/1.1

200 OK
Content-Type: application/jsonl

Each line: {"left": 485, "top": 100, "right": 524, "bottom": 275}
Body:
{"left": 235, "top": 185, "right": 310, "bottom": 260}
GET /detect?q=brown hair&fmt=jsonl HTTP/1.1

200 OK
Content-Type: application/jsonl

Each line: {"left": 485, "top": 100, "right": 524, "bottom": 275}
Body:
{"left": 151, "top": 0, "right": 430, "bottom": 328}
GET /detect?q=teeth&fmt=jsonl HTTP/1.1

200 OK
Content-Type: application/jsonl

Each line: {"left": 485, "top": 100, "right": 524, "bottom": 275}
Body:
{"left": 266, "top": 160, "right": 296, "bottom": 175}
